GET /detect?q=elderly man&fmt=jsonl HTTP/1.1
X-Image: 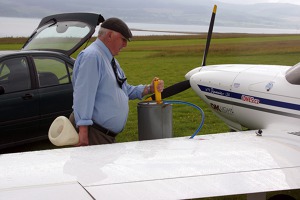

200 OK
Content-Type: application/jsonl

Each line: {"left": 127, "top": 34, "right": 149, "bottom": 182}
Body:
{"left": 70, "top": 17, "right": 164, "bottom": 146}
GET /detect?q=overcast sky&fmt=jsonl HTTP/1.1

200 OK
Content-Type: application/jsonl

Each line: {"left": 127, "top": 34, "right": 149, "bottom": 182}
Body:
{"left": 1, "top": 0, "right": 299, "bottom": 29}
{"left": 1, "top": 0, "right": 299, "bottom": 37}
{"left": 218, "top": 0, "right": 300, "bottom": 4}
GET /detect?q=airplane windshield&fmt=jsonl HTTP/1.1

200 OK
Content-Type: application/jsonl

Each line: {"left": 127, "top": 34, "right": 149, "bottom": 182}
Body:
{"left": 286, "top": 62, "right": 300, "bottom": 85}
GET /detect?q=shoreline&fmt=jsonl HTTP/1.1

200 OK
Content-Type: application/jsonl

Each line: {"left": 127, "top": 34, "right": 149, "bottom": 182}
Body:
{"left": 1, "top": 32, "right": 300, "bottom": 42}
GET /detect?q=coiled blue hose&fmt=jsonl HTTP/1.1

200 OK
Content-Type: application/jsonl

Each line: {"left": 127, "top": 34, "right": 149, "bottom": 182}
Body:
{"left": 163, "top": 100, "right": 205, "bottom": 139}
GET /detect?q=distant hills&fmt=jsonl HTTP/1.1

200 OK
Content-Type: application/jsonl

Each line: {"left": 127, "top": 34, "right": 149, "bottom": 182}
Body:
{"left": 0, "top": 0, "right": 299, "bottom": 30}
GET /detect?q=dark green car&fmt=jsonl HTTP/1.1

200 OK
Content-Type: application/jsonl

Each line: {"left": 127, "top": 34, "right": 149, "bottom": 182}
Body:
{"left": 0, "top": 13, "right": 104, "bottom": 149}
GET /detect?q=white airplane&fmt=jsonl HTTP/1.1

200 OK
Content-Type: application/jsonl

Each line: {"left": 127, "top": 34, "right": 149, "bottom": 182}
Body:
{"left": 186, "top": 61, "right": 300, "bottom": 133}
{"left": 1, "top": 5, "right": 300, "bottom": 200}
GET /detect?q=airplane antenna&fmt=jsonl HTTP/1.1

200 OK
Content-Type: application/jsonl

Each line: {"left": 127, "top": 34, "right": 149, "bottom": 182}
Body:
{"left": 202, "top": 5, "right": 217, "bottom": 66}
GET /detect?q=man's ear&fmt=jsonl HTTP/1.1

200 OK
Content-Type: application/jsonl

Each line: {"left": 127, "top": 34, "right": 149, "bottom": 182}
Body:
{"left": 107, "top": 31, "right": 114, "bottom": 41}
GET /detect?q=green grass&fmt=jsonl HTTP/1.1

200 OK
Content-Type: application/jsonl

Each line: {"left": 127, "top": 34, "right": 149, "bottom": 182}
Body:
{"left": 112, "top": 34, "right": 300, "bottom": 142}
{"left": 1, "top": 34, "right": 300, "bottom": 199}
{"left": 2, "top": 34, "right": 300, "bottom": 142}
{"left": 2, "top": 33, "right": 300, "bottom": 142}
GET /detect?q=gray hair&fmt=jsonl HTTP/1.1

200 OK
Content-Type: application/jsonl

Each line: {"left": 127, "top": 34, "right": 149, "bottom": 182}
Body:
{"left": 98, "top": 27, "right": 110, "bottom": 36}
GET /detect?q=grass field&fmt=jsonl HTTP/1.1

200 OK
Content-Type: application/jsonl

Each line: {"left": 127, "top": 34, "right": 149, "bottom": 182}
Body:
{"left": 1, "top": 33, "right": 300, "bottom": 143}
{"left": 1, "top": 34, "right": 300, "bottom": 199}
{"left": 115, "top": 33, "right": 300, "bottom": 142}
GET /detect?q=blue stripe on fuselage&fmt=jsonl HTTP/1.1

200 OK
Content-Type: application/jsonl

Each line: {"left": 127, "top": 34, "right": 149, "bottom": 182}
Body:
{"left": 198, "top": 85, "right": 300, "bottom": 111}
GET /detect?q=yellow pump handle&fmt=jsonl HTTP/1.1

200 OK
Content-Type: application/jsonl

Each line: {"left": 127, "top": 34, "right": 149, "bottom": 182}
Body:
{"left": 154, "top": 78, "right": 162, "bottom": 104}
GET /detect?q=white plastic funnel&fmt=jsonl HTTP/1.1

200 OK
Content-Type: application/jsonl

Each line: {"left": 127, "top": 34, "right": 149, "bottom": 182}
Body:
{"left": 48, "top": 116, "right": 79, "bottom": 146}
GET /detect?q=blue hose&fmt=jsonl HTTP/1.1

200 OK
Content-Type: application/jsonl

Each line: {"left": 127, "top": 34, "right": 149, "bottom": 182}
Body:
{"left": 163, "top": 100, "right": 205, "bottom": 139}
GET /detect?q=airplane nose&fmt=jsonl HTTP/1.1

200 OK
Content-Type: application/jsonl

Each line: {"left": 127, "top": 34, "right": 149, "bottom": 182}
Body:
{"left": 185, "top": 66, "right": 203, "bottom": 80}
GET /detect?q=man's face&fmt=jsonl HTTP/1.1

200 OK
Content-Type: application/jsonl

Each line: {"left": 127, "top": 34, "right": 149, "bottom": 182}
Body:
{"left": 109, "top": 31, "right": 128, "bottom": 56}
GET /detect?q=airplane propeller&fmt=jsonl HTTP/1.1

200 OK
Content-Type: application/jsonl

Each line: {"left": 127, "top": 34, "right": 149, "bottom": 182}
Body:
{"left": 146, "top": 5, "right": 217, "bottom": 101}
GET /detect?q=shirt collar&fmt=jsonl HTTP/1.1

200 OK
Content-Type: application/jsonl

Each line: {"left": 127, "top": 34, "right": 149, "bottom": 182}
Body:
{"left": 95, "top": 38, "right": 113, "bottom": 62}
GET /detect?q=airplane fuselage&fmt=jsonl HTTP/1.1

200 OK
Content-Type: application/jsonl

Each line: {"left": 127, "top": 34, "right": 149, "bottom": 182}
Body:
{"left": 186, "top": 64, "right": 300, "bottom": 131}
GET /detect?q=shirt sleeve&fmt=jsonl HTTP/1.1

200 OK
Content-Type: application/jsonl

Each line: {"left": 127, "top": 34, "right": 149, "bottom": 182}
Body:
{"left": 125, "top": 82, "right": 145, "bottom": 100}
{"left": 73, "top": 50, "right": 101, "bottom": 127}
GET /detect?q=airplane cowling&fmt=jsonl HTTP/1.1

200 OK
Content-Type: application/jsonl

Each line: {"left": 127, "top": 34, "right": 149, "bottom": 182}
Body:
{"left": 189, "top": 65, "right": 242, "bottom": 130}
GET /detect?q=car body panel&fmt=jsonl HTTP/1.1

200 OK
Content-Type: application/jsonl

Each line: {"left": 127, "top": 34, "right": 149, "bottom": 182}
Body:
{"left": 0, "top": 51, "right": 74, "bottom": 148}
{"left": 0, "top": 90, "right": 40, "bottom": 148}
{"left": 38, "top": 84, "right": 73, "bottom": 135}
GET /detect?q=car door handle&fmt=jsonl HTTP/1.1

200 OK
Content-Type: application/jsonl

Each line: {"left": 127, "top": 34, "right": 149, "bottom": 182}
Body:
{"left": 22, "top": 93, "right": 33, "bottom": 100}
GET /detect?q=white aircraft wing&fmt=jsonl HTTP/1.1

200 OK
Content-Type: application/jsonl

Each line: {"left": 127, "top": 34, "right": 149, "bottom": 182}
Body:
{"left": 1, "top": 129, "right": 300, "bottom": 200}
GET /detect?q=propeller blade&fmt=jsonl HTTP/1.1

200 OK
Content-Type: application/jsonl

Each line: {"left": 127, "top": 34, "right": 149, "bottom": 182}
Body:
{"left": 146, "top": 5, "right": 217, "bottom": 101}
{"left": 146, "top": 80, "right": 190, "bottom": 100}
{"left": 202, "top": 5, "right": 217, "bottom": 67}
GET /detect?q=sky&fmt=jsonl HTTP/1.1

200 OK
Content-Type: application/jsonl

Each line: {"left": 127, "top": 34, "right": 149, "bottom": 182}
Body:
{"left": 218, "top": 0, "right": 300, "bottom": 4}
{"left": 1, "top": 0, "right": 299, "bottom": 37}
{"left": 1, "top": 0, "right": 299, "bottom": 30}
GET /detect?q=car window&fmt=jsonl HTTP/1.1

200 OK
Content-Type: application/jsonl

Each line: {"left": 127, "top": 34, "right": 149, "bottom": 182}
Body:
{"left": 0, "top": 57, "right": 31, "bottom": 93}
{"left": 33, "top": 56, "right": 72, "bottom": 87}
{"left": 23, "top": 21, "right": 91, "bottom": 53}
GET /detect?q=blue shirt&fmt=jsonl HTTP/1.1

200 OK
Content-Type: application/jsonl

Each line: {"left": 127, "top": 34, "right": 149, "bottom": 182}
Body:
{"left": 72, "top": 38, "right": 145, "bottom": 133}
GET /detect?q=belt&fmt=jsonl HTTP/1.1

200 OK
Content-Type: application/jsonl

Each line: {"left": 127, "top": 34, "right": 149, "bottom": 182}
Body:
{"left": 91, "top": 122, "right": 117, "bottom": 137}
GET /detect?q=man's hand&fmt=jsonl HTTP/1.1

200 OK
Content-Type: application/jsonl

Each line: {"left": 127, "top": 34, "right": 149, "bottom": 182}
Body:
{"left": 150, "top": 77, "right": 164, "bottom": 93}
{"left": 75, "top": 126, "right": 89, "bottom": 146}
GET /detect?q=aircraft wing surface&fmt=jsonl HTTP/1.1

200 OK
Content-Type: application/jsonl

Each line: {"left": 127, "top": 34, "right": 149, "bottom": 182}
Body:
{"left": 1, "top": 129, "right": 300, "bottom": 199}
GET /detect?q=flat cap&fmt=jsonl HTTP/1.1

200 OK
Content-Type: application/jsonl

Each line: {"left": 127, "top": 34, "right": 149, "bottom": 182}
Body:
{"left": 101, "top": 17, "right": 132, "bottom": 41}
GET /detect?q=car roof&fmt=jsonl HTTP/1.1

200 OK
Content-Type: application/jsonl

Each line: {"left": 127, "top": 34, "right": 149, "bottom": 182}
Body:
{"left": 0, "top": 50, "right": 20, "bottom": 56}
{"left": 22, "top": 13, "right": 104, "bottom": 56}
{"left": 0, "top": 50, "right": 74, "bottom": 62}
